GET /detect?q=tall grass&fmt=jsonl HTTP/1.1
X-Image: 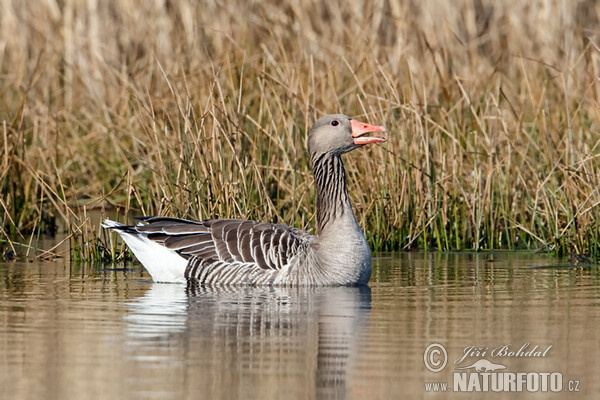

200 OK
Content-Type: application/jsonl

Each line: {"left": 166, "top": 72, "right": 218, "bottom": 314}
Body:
{"left": 2, "top": 0, "right": 600, "bottom": 260}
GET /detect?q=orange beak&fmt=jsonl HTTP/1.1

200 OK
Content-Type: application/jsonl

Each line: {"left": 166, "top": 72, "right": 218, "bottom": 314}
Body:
{"left": 350, "top": 119, "right": 387, "bottom": 145}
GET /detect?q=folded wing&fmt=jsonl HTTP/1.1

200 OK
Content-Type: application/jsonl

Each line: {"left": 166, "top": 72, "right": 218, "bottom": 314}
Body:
{"left": 134, "top": 217, "right": 313, "bottom": 270}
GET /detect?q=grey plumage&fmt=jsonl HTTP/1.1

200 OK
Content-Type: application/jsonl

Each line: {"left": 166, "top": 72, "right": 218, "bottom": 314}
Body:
{"left": 104, "top": 114, "right": 386, "bottom": 286}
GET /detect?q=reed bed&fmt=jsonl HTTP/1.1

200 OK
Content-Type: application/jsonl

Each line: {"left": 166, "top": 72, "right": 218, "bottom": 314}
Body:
{"left": 2, "top": 0, "right": 600, "bottom": 261}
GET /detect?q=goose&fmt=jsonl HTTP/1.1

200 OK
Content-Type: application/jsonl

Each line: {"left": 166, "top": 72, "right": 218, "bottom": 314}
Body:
{"left": 103, "top": 114, "right": 386, "bottom": 285}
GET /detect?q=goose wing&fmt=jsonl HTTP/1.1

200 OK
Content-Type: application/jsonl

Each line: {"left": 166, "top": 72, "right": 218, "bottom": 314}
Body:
{"left": 134, "top": 217, "right": 313, "bottom": 270}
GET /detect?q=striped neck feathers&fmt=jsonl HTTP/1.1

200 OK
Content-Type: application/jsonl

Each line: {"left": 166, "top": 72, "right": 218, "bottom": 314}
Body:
{"left": 311, "top": 153, "right": 354, "bottom": 235}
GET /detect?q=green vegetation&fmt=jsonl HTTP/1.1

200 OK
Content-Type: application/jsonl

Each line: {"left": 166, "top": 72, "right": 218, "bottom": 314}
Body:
{"left": 2, "top": 0, "right": 600, "bottom": 260}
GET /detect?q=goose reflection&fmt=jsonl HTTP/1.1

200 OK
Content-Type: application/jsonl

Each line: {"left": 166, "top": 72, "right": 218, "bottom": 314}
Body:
{"left": 124, "top": 283, "right": 371, "bottom": 398}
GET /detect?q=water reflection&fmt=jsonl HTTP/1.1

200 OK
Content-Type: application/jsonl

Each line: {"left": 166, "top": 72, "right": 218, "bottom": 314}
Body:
{"left": 124, "top": 283, "right": 371, "bottom": 398}
{"left": 125, "top": 284, "right": 188, "bottom": 339}
{"left": 2, "top": 253, "right": 600, "bottom": 399}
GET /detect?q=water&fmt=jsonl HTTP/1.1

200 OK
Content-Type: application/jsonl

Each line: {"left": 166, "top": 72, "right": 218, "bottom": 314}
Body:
{"left": 1, "top": 252, "right": 599, "bottom": 399}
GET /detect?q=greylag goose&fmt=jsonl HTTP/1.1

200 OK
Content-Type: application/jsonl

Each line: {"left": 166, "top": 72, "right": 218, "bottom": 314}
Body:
{"left": 103, "top": 114, "right": 386, "bottom": 285}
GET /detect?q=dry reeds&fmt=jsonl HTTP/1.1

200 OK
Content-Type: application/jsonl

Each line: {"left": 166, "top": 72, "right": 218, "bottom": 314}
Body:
{"left": 2, "top": 0, "right": 600, "bottom": 260}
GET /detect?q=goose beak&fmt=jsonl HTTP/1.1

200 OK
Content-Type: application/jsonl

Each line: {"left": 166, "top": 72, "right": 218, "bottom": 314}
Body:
{"left": 350, "top": 119, "right": 387, "bottom": 145}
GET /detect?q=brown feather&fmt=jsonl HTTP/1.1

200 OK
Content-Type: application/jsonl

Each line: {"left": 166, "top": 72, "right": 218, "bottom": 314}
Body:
{"left": 164, "top": 234, "right": 211, "bottom": 250}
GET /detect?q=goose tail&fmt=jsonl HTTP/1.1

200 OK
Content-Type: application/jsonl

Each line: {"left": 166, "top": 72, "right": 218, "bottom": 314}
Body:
{"left": 102, "top": 219, "right": 188, "bottom": 283}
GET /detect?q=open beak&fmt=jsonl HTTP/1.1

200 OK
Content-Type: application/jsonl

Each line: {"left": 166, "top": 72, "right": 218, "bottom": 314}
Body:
{"left": 350, "top": 119, "right": 387, "bottom": 145}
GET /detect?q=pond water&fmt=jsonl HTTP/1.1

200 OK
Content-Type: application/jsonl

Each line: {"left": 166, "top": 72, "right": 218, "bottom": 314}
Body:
{"left": 1, "top": 252, "right": 599, "bottom": 399}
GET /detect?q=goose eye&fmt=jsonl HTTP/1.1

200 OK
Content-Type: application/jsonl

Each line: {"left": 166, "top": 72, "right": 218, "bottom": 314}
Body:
{"left": 331, "top": 120, "right": 339, "bottom": 126}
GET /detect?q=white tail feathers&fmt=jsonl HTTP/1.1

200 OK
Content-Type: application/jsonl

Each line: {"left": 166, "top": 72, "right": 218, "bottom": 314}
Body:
{"left": 103, "top": 219, "right": 188, "bottom": 283}
{"left": 101, "top": 219, "right": 124, "bottom": 229}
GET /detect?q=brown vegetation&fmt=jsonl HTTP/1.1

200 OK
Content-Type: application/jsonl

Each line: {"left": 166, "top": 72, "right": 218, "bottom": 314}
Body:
{"left": 2, "top": 0, "right": 600, "bottom": 260}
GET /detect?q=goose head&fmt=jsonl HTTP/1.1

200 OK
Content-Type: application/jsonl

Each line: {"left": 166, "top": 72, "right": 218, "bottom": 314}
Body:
{"left": 307, "top": 114, "right": 386, "bottom": 159}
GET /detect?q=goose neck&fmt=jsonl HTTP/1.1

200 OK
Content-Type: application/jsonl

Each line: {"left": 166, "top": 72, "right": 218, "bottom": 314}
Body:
{"left": 312, "top": 153, "right": 354, "bottom": 235}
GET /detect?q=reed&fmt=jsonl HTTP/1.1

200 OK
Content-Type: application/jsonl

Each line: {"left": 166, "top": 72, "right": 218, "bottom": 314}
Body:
{"left": 2, "top": 0, "right": 600, "bottom": 261}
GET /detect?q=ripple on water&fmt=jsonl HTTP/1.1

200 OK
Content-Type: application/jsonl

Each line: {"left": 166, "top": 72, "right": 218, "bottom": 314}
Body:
{"left": 1, "top": 253, "right": 600, "bottom": 399}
